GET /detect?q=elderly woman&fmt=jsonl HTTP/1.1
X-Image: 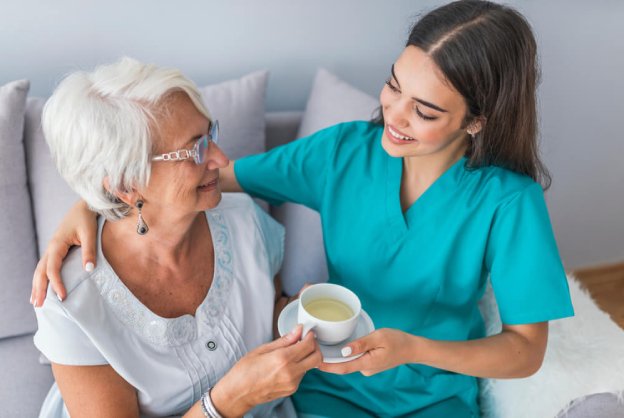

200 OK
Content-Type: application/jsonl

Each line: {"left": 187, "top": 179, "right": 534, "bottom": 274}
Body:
{"left": 34, "top": 58, "right": 321, "bottom": 418}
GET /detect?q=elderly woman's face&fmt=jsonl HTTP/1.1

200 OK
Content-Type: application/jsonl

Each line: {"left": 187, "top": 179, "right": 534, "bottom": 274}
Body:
{"left": 142, "top": 93, "right": 229, "bottom": 216}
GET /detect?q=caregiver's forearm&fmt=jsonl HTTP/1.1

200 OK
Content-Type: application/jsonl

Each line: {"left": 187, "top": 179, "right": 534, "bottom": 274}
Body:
{"left": 220, "top": 161, "right": 243, "bottom": 193}
{"left": 409, "top": 322, "right": 548, "bottom": 379}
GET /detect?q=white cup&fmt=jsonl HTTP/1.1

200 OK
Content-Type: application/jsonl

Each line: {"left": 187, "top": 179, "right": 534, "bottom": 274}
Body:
{"left": 297, "top": 283, "right": 361, "bottom": 345}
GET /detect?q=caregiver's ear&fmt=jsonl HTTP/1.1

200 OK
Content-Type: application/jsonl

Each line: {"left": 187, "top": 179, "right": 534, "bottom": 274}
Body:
{"left": 466, "top": 116, "right": 486, "bottom": 136}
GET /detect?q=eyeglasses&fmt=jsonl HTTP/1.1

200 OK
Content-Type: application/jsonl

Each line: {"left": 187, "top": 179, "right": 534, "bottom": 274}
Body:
{"left": 152, "top": 120, "right": 219, "bottom": 165}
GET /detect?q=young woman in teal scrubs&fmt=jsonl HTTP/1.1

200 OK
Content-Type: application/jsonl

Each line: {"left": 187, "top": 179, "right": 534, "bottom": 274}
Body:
{"left": 33, "top": 1, "right": 573, "bottom": 417}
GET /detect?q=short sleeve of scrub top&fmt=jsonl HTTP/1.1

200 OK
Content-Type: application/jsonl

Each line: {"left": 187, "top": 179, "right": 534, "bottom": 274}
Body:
{"left": 486, "top": 182, "right": 573, "bottom": 324}
{"left": 234, "top": 123, "right": 343, "bottom": 210}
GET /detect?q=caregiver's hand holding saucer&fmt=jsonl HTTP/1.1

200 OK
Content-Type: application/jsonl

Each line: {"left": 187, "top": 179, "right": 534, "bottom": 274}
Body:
{"left": 292, "top": 283, "right": 410, "bottom": 376}
{"left": 319, "top": 328, "right": 417, "bottom": 376}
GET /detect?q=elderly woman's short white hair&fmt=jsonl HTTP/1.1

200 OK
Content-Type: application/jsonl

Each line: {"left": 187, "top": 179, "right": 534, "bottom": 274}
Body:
{"left": 42, "top": 57, "right": 211, "bottom": 220}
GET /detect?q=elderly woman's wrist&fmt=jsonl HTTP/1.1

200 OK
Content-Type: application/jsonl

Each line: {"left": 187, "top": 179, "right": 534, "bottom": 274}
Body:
{"left": 210, "top": 380, "right": 251, "bottom": 418}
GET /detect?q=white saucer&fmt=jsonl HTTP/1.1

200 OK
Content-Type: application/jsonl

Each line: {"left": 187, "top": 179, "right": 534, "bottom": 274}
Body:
{"left": 277, "top": 300, "right": 375, "bottom": 363}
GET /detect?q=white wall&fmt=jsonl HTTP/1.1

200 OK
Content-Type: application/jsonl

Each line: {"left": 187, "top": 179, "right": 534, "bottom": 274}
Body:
{"left": 0, "top": 0, "right": 418, "bottom": 109}
{"left": 1, "top": 0, "right": 622, "bottom": 269}
{"left": 519, "top": 0, "right": 624, "bottom": 270}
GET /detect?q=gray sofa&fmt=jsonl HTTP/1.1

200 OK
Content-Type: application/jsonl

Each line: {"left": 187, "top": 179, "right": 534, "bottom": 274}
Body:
{"left": 1, "top": 71, "right": 623, "bottom": 418}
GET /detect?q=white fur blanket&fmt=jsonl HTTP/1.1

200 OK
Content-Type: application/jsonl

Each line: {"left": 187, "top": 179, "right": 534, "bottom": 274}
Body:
{"left": 479, "top": 275, "right": 624, "bottom": 418}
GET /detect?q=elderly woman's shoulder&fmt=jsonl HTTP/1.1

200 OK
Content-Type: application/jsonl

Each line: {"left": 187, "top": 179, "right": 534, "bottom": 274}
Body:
{"left": 212, "top": 193, "right": 280, "bottom": 236}
{"left": 215, "top": 192, "right": 256, "bottom": 212}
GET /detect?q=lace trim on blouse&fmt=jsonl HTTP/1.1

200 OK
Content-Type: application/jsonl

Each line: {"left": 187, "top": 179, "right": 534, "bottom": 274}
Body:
{"left": 92, "top": 210, "right": 233, "bottom": 347}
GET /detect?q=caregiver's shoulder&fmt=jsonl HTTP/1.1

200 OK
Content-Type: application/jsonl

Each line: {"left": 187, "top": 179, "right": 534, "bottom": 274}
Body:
{"left": 329, "top": 120, "right": 381, "bottom": 139}
{"left": 317, "top": 120, "right": 382, "bottom": 151}
{"left": 467, "top": 162, "right": 544, "bottom": 209}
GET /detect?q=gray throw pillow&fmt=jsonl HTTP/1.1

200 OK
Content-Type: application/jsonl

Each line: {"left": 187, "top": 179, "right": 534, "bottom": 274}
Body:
{"left": 24, "top": 71, "right": 270, "bottom": 259}
{"left": 276, "top": 69, "right": 379, "bottom": 296}
{"left": 199, "top": 70, "right": 268, "bottom": 160}
{"left": 24, "top": 97, "right": 79, "bottom": 258}
{"left": 0, "top": 79, "right": 38, "bottom": 339}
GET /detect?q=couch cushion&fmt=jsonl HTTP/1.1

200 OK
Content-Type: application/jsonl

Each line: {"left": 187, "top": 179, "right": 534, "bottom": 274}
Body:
{"left": 0, "top": 333, "right": 54, "bottom": 418}
{"left": 273, "top": 69, "right": 378, "bottom": 295}
{"left": 24, "top": 71, "right": 270, "bottom": 258}
{"left": 0, "top": 79, "right": 39, "bottom": 339}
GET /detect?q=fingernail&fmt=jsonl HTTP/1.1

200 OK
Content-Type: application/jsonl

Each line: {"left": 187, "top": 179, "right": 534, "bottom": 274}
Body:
{"left": 341, "top": 347, "right": 352, "bottom": 357}
{"left": 57, "top": 294, "right": 63, "bottom": 302}
{"left": 85, "top": 262, "right": 94, "bottom": 272}
{"left": 29, "top": 295, "right": 33, "bottom": 304}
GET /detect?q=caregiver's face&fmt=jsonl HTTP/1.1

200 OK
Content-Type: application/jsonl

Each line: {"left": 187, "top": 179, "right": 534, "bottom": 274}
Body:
{"left": 379, "top": 46, "right": 470, "bottom": 158}
{"left": 144, "top": 92, "right": 229, "bottom": 215}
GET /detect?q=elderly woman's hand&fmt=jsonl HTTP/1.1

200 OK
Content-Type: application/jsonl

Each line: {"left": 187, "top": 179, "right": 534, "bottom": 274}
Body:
{"left": 31, "top": 199, "right": 98, "bottom": 307}
{"left": 211, "top": 325, "right": 322, "bottom": 417}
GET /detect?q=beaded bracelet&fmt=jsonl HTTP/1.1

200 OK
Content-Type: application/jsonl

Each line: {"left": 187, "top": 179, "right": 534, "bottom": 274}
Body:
{"left": 200, "top": 388, "right": 224, "bottom": 418}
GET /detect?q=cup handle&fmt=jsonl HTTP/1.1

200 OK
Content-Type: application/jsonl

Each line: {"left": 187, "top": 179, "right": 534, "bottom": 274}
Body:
{"left": 300, "top": 322, "right": 317, "bottom": 340}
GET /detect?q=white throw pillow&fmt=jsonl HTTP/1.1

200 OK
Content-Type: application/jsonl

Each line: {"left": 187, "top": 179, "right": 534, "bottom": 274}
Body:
{"left": 275, "top": 68, "right": 379, "bottom": 296}
{"left": 25, "top": 71, "right": 270, "bottom": 258}
{"left": 479, "top": 276, "right": 624, "bottom": 418}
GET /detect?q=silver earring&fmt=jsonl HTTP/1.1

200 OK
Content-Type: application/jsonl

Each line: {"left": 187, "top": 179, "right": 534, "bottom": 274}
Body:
{"left": 136, "top": 200, "right": 149, "bottom": 235}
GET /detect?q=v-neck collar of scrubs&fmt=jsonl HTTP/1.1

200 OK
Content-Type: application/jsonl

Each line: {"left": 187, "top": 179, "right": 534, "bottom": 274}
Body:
{"left": 385, "top": 150, "right": 467, "bottom": 234}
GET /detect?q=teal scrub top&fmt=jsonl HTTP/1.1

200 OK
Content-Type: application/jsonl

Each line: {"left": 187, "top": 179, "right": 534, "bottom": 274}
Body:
{"left": 235, "top": 121, "right": 574, "bottom": 418}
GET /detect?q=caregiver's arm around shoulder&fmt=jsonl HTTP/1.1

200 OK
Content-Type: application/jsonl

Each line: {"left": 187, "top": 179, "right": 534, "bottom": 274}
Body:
{"left": 31, "top": 160, "right": 244, "bottom": 307}
{"left": 220, "top": 160, "right": 243, "bottom": 193}
{"left": 31, "top": 199, "right": 98, "bottom": 306}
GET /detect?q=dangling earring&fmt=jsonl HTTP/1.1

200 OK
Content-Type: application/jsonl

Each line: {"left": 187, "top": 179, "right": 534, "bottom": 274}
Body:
{"left": 136, "top": 200, "right": 149, "bottom": 235}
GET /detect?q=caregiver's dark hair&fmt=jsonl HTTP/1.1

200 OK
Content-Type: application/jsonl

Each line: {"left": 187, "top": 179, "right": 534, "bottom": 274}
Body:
{"left": 374, "top": 0, "right": 551, "bottom": 188}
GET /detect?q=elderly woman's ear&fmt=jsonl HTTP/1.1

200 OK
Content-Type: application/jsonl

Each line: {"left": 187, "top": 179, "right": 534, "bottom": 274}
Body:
{"left": 102, "top": 177, "right": 139, "bottom": 207}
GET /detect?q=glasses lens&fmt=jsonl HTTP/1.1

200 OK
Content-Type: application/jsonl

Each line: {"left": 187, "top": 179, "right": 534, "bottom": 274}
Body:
{"left": 210, "top": 120, "right": 219, "bottom": 144}
{"left": 195, "top": 136, "right": 209, "bottom": 164}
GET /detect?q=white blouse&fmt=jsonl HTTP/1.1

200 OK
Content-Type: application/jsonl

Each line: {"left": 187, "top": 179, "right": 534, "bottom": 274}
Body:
{"left": 34, "top": 193, "right": 295, "bottom": 418}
